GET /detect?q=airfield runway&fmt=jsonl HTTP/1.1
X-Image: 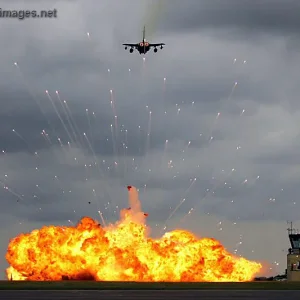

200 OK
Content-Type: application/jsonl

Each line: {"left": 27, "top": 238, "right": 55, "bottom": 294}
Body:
{"left": 1, "top": 290, "right": 300, "bottom": 299}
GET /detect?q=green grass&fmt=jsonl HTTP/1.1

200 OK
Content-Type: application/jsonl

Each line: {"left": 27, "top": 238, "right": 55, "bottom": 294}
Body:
{"left": 0, "top": 281, "right": 300, "bottom": 290}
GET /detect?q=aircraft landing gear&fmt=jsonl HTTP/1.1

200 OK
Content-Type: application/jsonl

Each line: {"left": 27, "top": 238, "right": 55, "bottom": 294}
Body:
{"left": 154, "top": 48, "right": 157, "bottom": 53}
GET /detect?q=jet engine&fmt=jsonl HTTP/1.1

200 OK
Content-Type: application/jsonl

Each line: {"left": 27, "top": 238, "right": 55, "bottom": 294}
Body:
{"left": 154, "top": 48, "right": 157, "bottom": 53}
{"left": 130, "top": 48, "right": 134, "bottom": 53}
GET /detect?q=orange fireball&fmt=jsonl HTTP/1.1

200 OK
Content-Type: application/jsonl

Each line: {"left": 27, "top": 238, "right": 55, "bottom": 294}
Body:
{"left": 5, "top": 186, "right": 262, "bottom": 281}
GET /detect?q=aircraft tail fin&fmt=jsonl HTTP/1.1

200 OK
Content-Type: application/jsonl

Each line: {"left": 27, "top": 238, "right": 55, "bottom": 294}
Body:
{"left": 143, "top": 25, "right": 145, "bottom": 41}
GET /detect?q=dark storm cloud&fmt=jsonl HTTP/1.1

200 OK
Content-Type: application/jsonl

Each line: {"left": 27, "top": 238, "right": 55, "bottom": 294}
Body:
{"left": 162, "top": 0, "right": 300, "bottom": 36}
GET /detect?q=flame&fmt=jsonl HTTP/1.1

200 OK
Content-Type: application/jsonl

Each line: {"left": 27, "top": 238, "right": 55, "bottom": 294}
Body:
{"left": 6, "top": 186, "right": 262, "bottom": 281}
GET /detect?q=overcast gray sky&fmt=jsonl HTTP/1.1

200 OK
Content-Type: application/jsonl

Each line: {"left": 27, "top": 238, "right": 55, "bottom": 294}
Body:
{"left": 1, "top": 0, "right": 300, "bottom": 278}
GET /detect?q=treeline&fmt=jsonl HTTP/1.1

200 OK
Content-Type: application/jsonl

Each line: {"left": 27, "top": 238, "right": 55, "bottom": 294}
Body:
{"left": 254, "top": 274, "right": 287, "bottom": 281}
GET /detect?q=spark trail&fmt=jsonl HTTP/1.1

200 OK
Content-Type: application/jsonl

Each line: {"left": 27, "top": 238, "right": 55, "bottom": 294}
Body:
{"left": 82, "top": 132, "right": 116, "bottom": 215}
{"left": 55, "top": 91, "right": 82, "bottom": 148}
{"left": 145, "top": 110, "right": 152, "bottom": 158}
{"left": 13, "top": 62, "right": 55, "bottom": 135}
{"left": 41, "top": 130, "right": 52, "bottom": 145}
{"left": 11, "top": 129, "right": 33, "bottom": 153}
{"left": 205, "top": 59, "right": 247, "bottom": 144}
{"left": 207, "top": 82, "right": 238, "bottom": 142}
{"left": 110, "top": 124, "right": 118, "bottom": 170}
{"left": 62, "top": 99, "right": 86, "bottom": 147}
{"left": 45, "top": 91, "right": 75, "bottom": 145}
{"left": 162, "top": 177, "right": 197, "bottom": 232}
{"left": 109, "top": 89, "right": 118, "bottom": 138}
{"left": 109, "top": 89, "right": 120, "bottom": 171}
{"left": 161, "top": 139, "right": 169, "bottom": 170}
{"left": 85, "top": 109, "right": 94, "bottom": 148}
{"left": 181, "top": 169, "right": 235, "bottom": 223}
{"left": 1, "top": 179, "right": 25, "bottom": 204}
{"left": 91, "top": 188, "right": 107, "bottom": 226}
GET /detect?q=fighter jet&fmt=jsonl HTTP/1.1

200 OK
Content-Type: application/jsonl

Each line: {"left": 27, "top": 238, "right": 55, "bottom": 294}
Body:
{"left": 123, "top": 26, "right": 165, "bottom": 55}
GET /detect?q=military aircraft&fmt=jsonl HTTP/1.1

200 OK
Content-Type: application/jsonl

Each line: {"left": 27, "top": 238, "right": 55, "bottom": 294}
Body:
{"left": 123, "top": 26, "right": 165, "bottom": 54}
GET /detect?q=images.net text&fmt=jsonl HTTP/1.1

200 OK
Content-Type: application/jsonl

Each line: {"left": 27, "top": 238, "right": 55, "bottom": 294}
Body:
{"left": 0, "top": 9, "right": 57, "bottom": 20}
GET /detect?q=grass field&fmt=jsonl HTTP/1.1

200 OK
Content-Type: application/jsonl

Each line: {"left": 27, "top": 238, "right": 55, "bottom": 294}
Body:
{"left": 0, "top": 280, "right": 300, "bottom": 290}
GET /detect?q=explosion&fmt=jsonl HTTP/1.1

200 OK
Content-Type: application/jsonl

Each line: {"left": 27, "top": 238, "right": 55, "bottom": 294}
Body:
{"left": 6, "top": 186, "right": 262, "bottom": 281}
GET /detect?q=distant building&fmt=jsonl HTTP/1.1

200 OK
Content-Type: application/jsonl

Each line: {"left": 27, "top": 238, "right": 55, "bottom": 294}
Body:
{"left": 287, "top": 222, "right": 300, "bottom": 281}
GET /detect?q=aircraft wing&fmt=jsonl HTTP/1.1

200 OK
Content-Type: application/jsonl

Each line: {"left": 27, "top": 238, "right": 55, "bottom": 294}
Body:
{"left": 149, "top": 43, "right": 165, "bottom": 47}
{"left": 123, "top": 43, "right": 139, "bottom": 48}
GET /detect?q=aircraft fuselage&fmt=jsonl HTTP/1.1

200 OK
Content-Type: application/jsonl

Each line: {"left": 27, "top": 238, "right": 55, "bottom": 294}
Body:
{"left": 137, "top": 42, "right": 150, "bottom": 54}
